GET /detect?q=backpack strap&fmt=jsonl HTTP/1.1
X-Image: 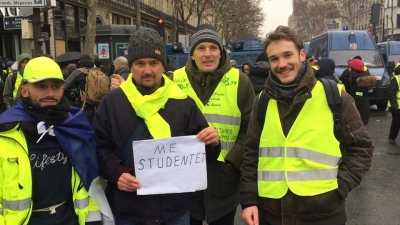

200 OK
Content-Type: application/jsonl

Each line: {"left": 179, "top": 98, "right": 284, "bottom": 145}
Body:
{"left": 319, "top": 78, "right": 353, "bottom": 169}
{"left": 77, "top": 68, "right": 90, "bottom": 75}
{"left": 257, "top": 90, "right": 270, "bottom": 127}
{"left": 121, "top": 121, "right": 146, "bottom": 163}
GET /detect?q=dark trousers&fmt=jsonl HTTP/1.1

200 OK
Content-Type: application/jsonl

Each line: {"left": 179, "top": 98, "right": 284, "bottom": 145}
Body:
{"left": 389, "top": 113, "right": 400, "bottom": 139}
{"left": 190, "top": 208, "right": 236, "bottom": 225}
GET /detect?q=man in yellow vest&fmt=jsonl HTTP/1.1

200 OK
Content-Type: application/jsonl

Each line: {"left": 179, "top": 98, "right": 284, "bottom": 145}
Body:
{"left": 2, "top": 53, "right": 32, "bottom": 109}
{"left": 0, "top": 57, "right": 114, "bottom": 225}
{"left": 110, "top": 24, "right": 255, "bottom": 225}
{"left": 241, "top": 26, "right": 374, "bottom": 225}
{"left": 93, "top": 28, "right": 221, "bottom": 225}
{"left": 388, "top": 62, "right": 400, "bottom": 144}
{"left": 174, "top": 24, "right": 255, "bottom": 225}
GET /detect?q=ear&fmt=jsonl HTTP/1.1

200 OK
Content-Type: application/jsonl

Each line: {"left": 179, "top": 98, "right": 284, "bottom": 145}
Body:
{"left": 191, "top": 55, "right": 195, "bottom": 60}
{"left": 20, "top": 84, "right": 29, "bottom": 98}
{"left": 299, "top": 48, "right": 306, "bottom": 61}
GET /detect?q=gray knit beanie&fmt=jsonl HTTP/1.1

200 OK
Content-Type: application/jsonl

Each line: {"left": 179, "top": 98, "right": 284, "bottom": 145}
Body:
{"left": 189, "top": 24, "right": 223, "bottom": 56}
{"left": 127, "top": 28, "right": 167, "bottom": 67}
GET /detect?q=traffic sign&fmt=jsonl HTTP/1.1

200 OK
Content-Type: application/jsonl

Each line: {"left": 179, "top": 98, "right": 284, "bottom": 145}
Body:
{"left": 3, "top": 16, "right": 23, "bottom": 30}
{"left": 156, "top": 18, "right": 165, "bottom": 25}
{"left": 343, "top": 26, "right": 348, "bottom": 30}
{"left": 0, "top": 0, "right": 45, "bottom": 7}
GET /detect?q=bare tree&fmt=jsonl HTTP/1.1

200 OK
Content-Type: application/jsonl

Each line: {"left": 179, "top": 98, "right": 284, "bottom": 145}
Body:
{"left": 177, "top": 0, "right": 197, "bottom": 34}
{"left": 84, "top": 0, "right": 97, "bottom": 58}
{"left": 135, "top": 0, "right": 141, "bottom": 30}
{"left": 195, "top": 0, "right": 211, "bottom": 26}
{"left": 171, "top": 0, "right": 179, "bottom": 42}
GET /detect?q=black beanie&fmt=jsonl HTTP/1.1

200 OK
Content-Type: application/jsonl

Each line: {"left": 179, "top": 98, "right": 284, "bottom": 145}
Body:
{"left": 256, "top": 51, "right": 268, "bottom": 62}
{"left": 190, "top": 24, "right": 223, "bottom": 55}
{"left": 127, "top": 28, "right": 167, "bottom": 67}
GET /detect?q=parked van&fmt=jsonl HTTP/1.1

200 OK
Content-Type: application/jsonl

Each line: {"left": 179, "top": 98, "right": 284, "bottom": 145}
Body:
{"left": 377, "top": 41, "right": 400, "bottom": 69}
{"left": 308, "top": 30, "right": 390, "bottom": 111}
{"left": 303, "top": 42, "right": 310, "bottom": 54}
{"left": 228, "top": 38, "right": 264, "bottom": 70}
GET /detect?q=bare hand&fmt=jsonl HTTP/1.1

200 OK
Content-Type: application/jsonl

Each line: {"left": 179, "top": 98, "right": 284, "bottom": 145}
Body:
{"left": 117, "top": 173, "right": 141, "bottom": 192}
{"left": 110, "top": 74, "right": 125, "bottom": 90}
{"left": 242, "top": 206, "right": 259, "bottom": 225}
{"left": 197, "top": 127, "right": 219, "bottom": 146}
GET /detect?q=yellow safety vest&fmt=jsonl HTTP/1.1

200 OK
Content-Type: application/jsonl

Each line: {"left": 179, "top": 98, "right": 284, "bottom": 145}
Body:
{"left": 174, "top": 67, "right": 241, "bottom": 162}
{"left": 13, "top": 72, "right": 23, "bottom": 98}
{"left": 394, "top": 63, "right": 400, "bottom": 76}
{"left": 388, "top": 75, "right": 400, "bottom": 109}
{"left": 258, "top": 81, "right": 342, "bottom": 198}
{"left": 0, "top": 123, "right": 101, "bottom": 225}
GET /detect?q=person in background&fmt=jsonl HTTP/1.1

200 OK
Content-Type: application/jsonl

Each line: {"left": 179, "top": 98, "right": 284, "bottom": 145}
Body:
{"left": 113, "top": 56, "right": 130, "bottom": 80}
{"left": 67, "top": 63, "right": 77, "bottom": 76}
{"left": 313, "top": 57, "right": 340, "bottom": 83}
{"left": 248, "top": 56, "right": 270, "bottom": 95}
{"left": 230, "top": 60, "right": 237, "bottom": 68}
{"left": 242, "top": 62, "right": 252, "bottom": 77}
{"left": 388, "top": 63, "right": 400, "bottom": 144}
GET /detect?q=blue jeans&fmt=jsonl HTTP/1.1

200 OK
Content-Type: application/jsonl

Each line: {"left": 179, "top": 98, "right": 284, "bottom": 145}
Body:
{"left": 115, "top": 210, "right": 190, "bottom": 225}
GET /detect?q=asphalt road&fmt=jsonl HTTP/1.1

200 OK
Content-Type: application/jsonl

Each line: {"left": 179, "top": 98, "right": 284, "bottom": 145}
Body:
{"left": 232, "top": 107, "right": 400, "bottom": 225}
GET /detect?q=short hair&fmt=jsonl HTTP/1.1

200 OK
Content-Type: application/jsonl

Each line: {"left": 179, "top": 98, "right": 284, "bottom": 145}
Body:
{"left": 79, "top": 54, "right": 92, "bottom": 62}
{"left": 114, "top": 56, "right": 128, "bottom": 67}
{"left": 67, "top": 63, "right": 76, "bottom": 75}
{"left": 264, "top": 26, "right": 303, "bottom": 58}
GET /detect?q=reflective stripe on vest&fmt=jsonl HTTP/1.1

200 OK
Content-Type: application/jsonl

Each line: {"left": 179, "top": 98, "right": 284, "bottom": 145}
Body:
{"left": 388, "top": 75, "right": 400, "bottom": 109}
{"left": 174, "top": 67, "right": 241, "bottom": 162}
{"left": 258, "top": 81, "right": 341, "bottom": 198}
{"left": 13, "top": 72, "right": 23, "bottom": 98}
{"left": 86, "top": 210, "right": 102, "bottom": 222}
{"left": 74, "top": 197, "right": 89, "bottom": 209}
{"left": 395, "top": 63, "right": 400, "bottom": 76}
{"left": 2, "top": 198, "right": 31, "bottom": 212}
{"left": 356, "top": 91, "right": 363, "bottom": 96}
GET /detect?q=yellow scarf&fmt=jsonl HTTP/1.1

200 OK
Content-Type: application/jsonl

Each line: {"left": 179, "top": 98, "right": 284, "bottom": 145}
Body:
{"left": 120, "top": 73, "right": 187, "bottom": 138}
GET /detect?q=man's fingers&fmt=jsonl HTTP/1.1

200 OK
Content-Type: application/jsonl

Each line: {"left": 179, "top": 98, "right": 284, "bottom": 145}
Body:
{"left": 111, "top": 74, "right": 125, "bottom": 82}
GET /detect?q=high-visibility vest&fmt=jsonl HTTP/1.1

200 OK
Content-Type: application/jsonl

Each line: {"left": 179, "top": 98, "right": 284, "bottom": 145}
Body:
{"left": 394, "top": 63, "right": 400, "bottom": 76}
{"left": 258, "top": 81, "right": 342, "bottom": 198}
{"left": 0, "top": 123, "right": 101, "bottom": 225}
{"left": 388, "top": 75, "right": 400, "bottom": 109}
{"left": 174, "top": 67, "right": 241, "bottom": 162}
{"left": 13, "top": 72, "right": 23, "bottom": 98}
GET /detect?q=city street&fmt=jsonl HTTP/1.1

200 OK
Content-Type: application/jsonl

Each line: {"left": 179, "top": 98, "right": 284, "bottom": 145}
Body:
{"left": 234, "top": 107, "right": 400, "bottom": 225}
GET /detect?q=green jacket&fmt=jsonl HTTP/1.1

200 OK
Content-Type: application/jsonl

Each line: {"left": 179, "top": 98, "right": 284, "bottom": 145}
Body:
{"left": 171, "top": 51, "right": 255, "bottom": 222}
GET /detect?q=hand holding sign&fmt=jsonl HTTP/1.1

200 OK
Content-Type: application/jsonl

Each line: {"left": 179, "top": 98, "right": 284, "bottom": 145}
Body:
{"left": 117, "top": 173, "right": 141, "bottom": 192}
{"left": 197, "top": 127, "right": 219, "bottom": 146}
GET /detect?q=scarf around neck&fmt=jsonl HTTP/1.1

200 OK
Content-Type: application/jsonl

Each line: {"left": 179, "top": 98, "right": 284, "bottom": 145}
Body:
{"left": 21, "top": 95, "right": 70, "bottom": 125}
{"left": 270, "top": 61, "right": 307, "bottom": 101}
{"left": 120, "top": 73, "right": 187, "bottom": 138}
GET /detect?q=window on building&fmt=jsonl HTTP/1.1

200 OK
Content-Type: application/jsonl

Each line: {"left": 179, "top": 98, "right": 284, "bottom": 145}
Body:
{"left": 79, "top": 8, "right": 87, "bottom": 28}
{"left": 398, "top": 0, "right": 400, "bottom": 7}
{"left": 54, "top": 1, "right": 63, "bottom": 31}
{"left": 397, "top": 14, "right": 400, "bottom": 28}
{"left": 65, "top": 4, "right": 76, "bottom": 33}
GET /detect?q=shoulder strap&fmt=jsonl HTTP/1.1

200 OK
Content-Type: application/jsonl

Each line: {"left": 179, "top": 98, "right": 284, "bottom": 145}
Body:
{"left": 257, "top": 90, "right": 270, "bottom": 127}
{"left": 77, "top": 68, "right": 90, "bottom": 75}
{"left": 121, "top": 121, "right": 146, "bottom": 163}
{"left": 319, "top": 78, "right": 353, "bottom": 168}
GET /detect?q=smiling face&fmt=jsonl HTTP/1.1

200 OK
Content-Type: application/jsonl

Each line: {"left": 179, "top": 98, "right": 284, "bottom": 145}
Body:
{"left": 266, "top": 39, "right": 306, "bottom": 84}
{"left": 20, "top": 79, "right": 64, "bottom": 107}
{"left": 191, "top": 42, "right": 221, "bottom": 72}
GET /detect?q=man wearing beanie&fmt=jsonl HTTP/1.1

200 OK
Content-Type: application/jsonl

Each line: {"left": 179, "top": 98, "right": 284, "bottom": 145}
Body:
{"left": 93, "top": 27, "right": 221, "bottom": 225}
{"left": 173, "top": 24, "right": 255, "bottom": 225}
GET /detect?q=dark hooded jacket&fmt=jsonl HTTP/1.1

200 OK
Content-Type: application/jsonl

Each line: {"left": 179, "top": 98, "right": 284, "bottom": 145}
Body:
{"left": 241, "top": 62, "right": 374, "bottom": 225}
{"left": 3, "top": 53, "right": 32, "bottom": 109}
{"left": 346, "top": 70, "right": 377, "bottom": 125}
{"left": 170, "top": 50, "right": 255, "bottom": 222}
{"left": 249, "top": 61, "right": 270, "bottom": 95}
{"left": 93, "top": 77, "right": 220, "bottom": 224}
{"left": 114, "top": 66, "right": 130, "bottom": 80}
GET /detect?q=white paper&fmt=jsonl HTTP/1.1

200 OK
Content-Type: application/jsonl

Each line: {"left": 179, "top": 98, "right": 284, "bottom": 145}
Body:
{"left": 133, "top": 135, "right": 207, "bottom": 195}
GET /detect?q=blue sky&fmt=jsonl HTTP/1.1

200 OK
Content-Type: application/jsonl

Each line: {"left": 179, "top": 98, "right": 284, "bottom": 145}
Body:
{"left": 261, "top": 0, "right": 293, "bottom": 37}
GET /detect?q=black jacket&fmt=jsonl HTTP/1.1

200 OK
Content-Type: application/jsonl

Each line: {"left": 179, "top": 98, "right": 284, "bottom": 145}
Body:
{"left": 114, "top": 66, "right": 130, "bottom": 80}
{"left": 63, "top": 60, "right": 94, "bottom": 107}
{"left": 249, "top": 61, "right": 270, "bottom": 95}
{"left": 389, "top": 75, "right": 400, "bottom": 113}
{"left": 93, "top": 81, "right": 220, "bottom": 224}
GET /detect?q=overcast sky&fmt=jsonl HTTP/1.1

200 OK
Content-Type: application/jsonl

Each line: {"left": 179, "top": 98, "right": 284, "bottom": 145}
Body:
{"left": 260, "top": 0, "right": 293, "bottom": 37}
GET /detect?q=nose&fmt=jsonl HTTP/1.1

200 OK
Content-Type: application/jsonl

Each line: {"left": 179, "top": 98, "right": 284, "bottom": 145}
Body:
{"left": 143, "top": 63, "right": 152, "bottom": 74}
{"left": 204, "top": 47, "right": 212, "bottom": 56}
{"left": 277, "top": 58, "right": 287, "bottom": 68}
{"left": 45, "top": 86, "right": 55, "bottom": 96}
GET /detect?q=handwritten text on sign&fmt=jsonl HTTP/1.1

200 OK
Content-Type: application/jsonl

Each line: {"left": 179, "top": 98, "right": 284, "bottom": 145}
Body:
{"left": 133, "top": 135, "right": 207, "bottom": 195}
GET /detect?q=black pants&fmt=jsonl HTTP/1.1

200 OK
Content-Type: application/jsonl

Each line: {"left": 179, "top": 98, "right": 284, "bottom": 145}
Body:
{"left": 190, "top": 208, "right": 236, "bottom": 225}
{"left": 389, "top": 113, "right": 400, "bottom": 139}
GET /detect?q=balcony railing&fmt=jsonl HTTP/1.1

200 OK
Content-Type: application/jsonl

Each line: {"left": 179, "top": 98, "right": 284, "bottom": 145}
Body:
{"left": 112, "top": 0, "right": 196, "bottom": 31}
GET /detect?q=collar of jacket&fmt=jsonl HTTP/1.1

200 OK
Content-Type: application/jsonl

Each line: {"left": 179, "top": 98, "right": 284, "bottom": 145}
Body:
{"left": 265, "top": 61, "right": 316, "bottom": 104}
{"left": 115, "top": 66, "right": 129, "bottom": 74}
{"left": 184, "top": 49, "right": 232, "bottom": 87}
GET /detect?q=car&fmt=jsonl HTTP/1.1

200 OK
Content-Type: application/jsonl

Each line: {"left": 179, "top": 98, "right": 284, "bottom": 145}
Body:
{"left": 308, "top": 30, "right": 389, "bottom": 111}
